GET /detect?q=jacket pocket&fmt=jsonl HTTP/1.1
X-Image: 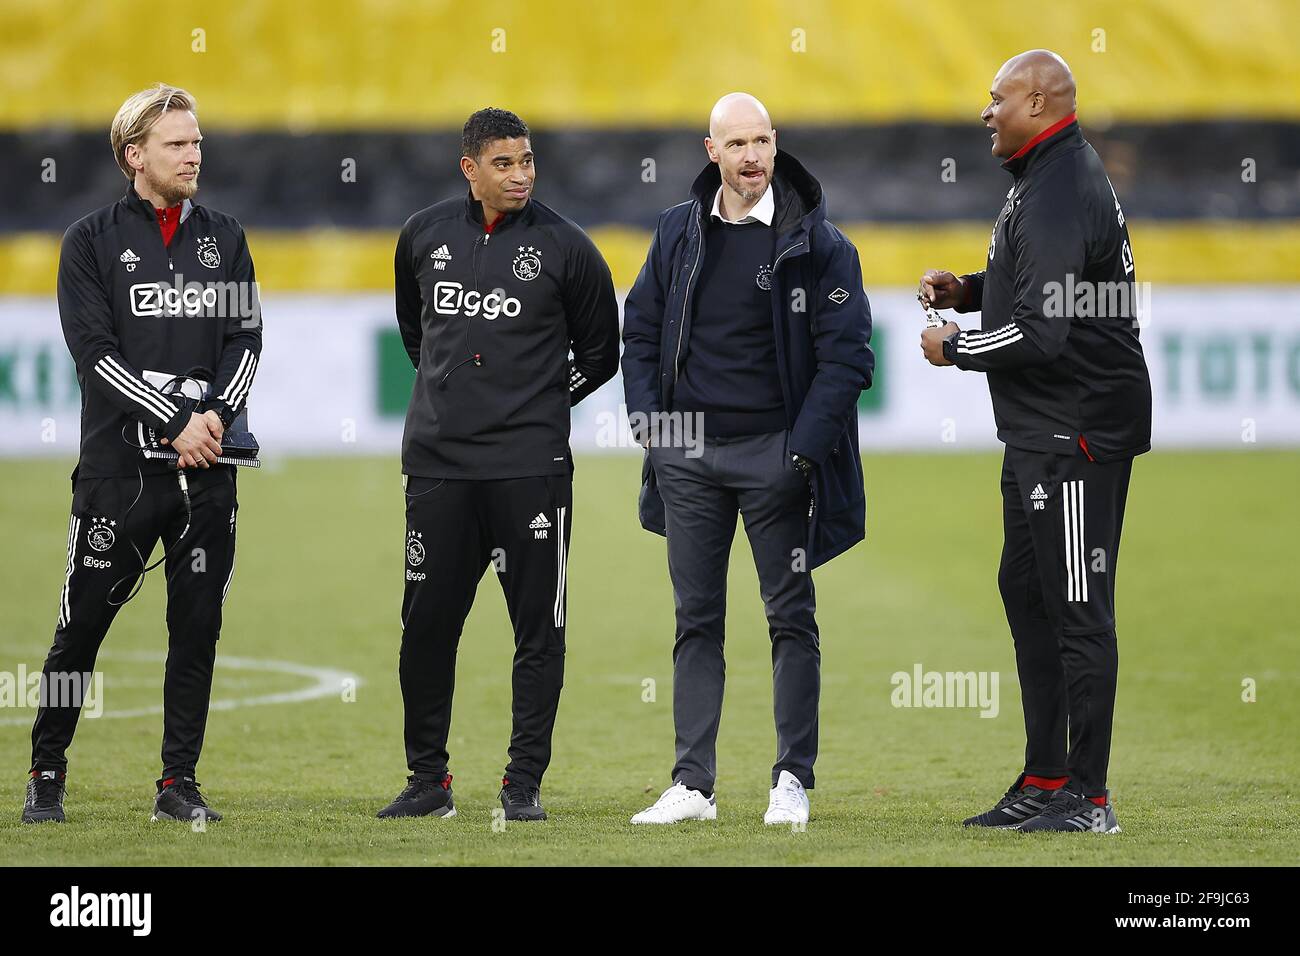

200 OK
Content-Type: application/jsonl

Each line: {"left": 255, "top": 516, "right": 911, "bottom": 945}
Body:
{"left": 71, "top": 477, "right": 115, "bottom": 520}
{"left": 637, "top": 447, "right": 667, "bottom": 535}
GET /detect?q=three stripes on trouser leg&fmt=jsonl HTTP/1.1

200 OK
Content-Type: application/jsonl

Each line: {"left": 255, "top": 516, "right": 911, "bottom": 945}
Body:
{"left": 1062, "top": 479, "right": 1088, "bottom": 603}
{"left": 552, "top": 505, "right": 567, "bottom": 628}
{"left": 57, "top": 515, "right": 80, "bottom": 628}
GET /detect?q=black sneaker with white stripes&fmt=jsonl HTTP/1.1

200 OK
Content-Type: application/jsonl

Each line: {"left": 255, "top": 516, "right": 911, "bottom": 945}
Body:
{"left": 377, "top": 773, "right": 456, "bottom": 819}
{"left": 962, "top": 773, "right": 1052, "bottom": 828}
{"left": 152, "top": 775, "right": 223, "bottom": 823}
{"left": 1017, "top": 784, "right": 1120, "bottom": 833}
{"left": 22, "top": 770, "right": 67, "bottom": 824}
{"left": 498, "top": 777, "right": 547, "bottom": 821}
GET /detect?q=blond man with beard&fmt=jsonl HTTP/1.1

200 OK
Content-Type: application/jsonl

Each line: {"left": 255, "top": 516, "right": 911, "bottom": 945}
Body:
{"left": 23, "top": 84, "right": 262, "bottom": 825}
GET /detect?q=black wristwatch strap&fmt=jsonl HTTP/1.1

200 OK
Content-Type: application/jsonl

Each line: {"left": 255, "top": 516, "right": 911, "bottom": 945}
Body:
{"left": 942, "top": 331, "right": 960, "bottom": 364}
{"left": 200, "top": 399, "right": 237, "bottom": 429}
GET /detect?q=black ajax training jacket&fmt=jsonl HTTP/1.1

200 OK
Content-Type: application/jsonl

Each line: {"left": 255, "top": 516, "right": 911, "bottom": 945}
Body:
{"left": 57, "top": 187, "right": 263, "bottom": 479}
{"left": 395, "top": 191, "right": 620, "bottom": 479}
{"left": 948, "top": 117, "right": 1152, "bottom": 461}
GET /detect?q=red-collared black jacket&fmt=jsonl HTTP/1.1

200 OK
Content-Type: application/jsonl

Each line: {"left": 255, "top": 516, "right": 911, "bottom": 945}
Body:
{"left": 395, "top": 191, "right": 620, "bottom": 479}
{"left": 58, "top": 187, "right": 262, "bottom": 478}
{"left": 945, "top": 116, "right": 1152, "bottom": 461}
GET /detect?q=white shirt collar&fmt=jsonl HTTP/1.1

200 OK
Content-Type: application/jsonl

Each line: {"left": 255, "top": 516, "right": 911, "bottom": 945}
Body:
{"left": 710, "top": 182, "right": 774, "bottom": 225}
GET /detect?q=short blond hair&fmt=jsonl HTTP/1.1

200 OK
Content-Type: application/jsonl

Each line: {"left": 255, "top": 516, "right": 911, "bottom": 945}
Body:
{"left": 109, "top": 84, "right": 197, "bottom": 180}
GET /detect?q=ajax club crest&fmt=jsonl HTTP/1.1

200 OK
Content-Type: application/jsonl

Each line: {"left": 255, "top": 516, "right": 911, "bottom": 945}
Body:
{"left": 512, "top": 246, "right": 542, "bottom": 282}
{"left": 406, "top": 530, "right": 425, "bottom": 567}
{"left": 196, "top": 236, "right": 221, "bottom": 269}
{"left": 87, "top": 516, "right": 116, "bottom": 552}
{"left": 755, "top": 264, "right": 773, "bottom": 291}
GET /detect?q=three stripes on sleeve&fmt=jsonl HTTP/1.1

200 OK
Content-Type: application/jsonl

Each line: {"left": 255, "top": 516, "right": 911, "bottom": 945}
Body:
{"left": 93, "top": 348, "right": 258, "bottom": 427}
{"left": 956, "top": 322, "right": 1024, "bottom": 356}
{"left": 93, "top": 355, "right": 178, "bottom": 425}
{"left": 217, "top": 348, "right": 258, "bottom": 413}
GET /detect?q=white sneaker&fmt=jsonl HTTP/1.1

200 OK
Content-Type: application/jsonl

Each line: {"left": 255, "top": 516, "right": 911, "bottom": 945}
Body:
{"left": 764, "top": 770, "right": 809, "bottom": 825}
{"left": 630, "top": 782, "right": 717, "bottom": 824}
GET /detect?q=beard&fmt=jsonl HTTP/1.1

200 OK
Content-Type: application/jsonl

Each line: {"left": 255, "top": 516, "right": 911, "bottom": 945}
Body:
{"left": 141, "top": 166, "right": 199, "bottom": 206}
{"left": 723, "top": 164, "right": 771, "bottom": 202}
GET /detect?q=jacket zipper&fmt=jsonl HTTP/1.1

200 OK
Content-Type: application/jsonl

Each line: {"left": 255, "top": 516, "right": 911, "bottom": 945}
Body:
{"left": 162, "top": 205, "right": 186, "bottom": 271}
{"left": 773, "top": 240, "right": 804, "bottom": 270}
{"left": 468, "top": 234, "right": 484, "bottom": 359}
{"left": 671, "top": 207, "right": 704, "bottom": 382}
{"left": 162, "top": 221, "right": 177, "bottom": 271}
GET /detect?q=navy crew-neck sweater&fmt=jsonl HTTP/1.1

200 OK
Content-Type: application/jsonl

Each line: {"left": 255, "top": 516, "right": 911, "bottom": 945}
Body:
{"left": 673, "top": 218, "right": 786, "bottom": 436}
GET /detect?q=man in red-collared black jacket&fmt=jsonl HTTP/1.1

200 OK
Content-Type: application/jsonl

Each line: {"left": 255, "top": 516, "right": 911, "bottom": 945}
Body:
{"left": 379, "top": 108, "right": 619, "bottom": 824}
{"left": 22, "top": 85, "right": 261, "bottom": 826}
{"left": 919, "top": 51, "right": 1151, "bottom": 834}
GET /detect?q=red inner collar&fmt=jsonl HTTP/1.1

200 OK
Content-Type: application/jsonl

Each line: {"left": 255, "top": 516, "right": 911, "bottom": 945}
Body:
{"left": 155, "top": 203, "right": 182, "bottom": 246}
{"left": 483, "top": 211, "right": 506, "bottom": 234}
{"left": 1007, "top": 112, "right": 1077, "bottom": 162}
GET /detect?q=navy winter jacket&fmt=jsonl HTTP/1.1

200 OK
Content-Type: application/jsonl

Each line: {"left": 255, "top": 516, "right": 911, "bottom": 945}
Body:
{"left": 622, "top": 150, "right": 875, "bottom": 568}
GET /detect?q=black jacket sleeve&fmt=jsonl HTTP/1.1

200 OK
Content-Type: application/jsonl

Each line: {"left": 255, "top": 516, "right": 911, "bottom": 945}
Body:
{"left": 57, "top": 223, "right": 190, "bottom": 442}
{"left": 201, "top": 226, "right": 263, "bottom": 426}
{"left": 955, "top": 271, "right": 985, "bottom": 313}
{"left": 562, "top": 229, "right": 620, "bottom": 405}
{"left": 395, "top": 221, "right": 424, "bottom": 369}
{"left": 951, "top": 200, "right": 1083, "bottom": 372}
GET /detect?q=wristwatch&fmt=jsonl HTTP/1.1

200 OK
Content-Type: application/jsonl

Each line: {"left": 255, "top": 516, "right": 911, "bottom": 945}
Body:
{"left": 941, "top": 329, "right": 961, "bottom": 365}
{"left": 791, "top": 454, "right": 814, "bottom": 476}
{"left": 200, "top": 399, "right": 238, "bottom": 430}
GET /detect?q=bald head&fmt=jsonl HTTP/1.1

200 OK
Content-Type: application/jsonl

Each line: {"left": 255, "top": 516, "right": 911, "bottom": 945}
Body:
{"left": 705, "top": 92, "right": 777, "bottom": 212}
{"left": 982, "top": 50, "right": 1078, "bottom": 159}
{"left": 998, "top": 50, "right": 1076, "bottom": 113}
{"left": 708, "top": 92, "right": 772, "bottom": 140}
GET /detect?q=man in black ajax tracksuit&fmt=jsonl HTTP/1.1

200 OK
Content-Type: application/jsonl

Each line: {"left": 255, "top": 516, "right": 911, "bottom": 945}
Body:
{"left": 23, "top": 85, "right": 261, "bottom": 825}
{"left": 379, "top": 108, "right": 619, "bottom": 822}
{"left": 921, "top": 51, "right": 1151, "bottom": 834}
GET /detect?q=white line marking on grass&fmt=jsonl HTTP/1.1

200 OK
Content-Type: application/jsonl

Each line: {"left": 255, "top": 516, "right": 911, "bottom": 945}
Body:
{"left": 0, "top": 650, "right": 361, "bottom": 726}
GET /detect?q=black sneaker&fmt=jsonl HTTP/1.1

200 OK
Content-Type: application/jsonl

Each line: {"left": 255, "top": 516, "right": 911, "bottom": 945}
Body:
{"left": 152, "top": 775, "right": 223, "bottom": 823}
{"left": 962, "top": 772, "right": 1053, "bottom": 828}
{"left": 498, "top": 776, "right": 546, "bottom": 821}
{"left": 377, "top": 773, "right": 455, "bottom": 819}
{"left": 22, "top": 770, "right": 66, "bottom": 824}
{"left": 1017, "top": 784, "right": 1120, "bottom": 833}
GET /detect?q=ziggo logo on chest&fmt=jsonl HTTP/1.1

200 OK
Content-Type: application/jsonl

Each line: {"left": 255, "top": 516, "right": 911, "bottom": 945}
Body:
{"left": 433, "top": 281, "right": 522, "bottom": 320}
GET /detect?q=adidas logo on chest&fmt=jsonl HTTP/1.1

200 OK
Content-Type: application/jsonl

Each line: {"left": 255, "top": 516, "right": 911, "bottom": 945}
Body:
{"left": 430, "top": 244, "right": 453, "bottom": 270}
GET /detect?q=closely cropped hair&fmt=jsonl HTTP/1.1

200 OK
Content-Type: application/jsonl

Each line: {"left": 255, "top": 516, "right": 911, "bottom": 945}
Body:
{"left": 461, "top": 108, "right": 529, "bottom": 161}
{"left": 110, "top": 84, "right": 197, "bottom": 180}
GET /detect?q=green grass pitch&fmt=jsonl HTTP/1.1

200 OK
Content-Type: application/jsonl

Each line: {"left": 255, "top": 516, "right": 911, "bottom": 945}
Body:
{"left": 0, "top": 451, "right": 1296, "bottom": 865}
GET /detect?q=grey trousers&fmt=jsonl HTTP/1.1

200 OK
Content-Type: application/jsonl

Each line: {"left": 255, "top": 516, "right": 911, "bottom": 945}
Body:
{"left": 649, "top": 429, "right": 820, "bottom": 792}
